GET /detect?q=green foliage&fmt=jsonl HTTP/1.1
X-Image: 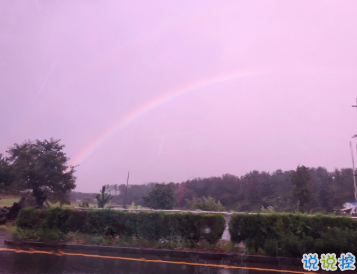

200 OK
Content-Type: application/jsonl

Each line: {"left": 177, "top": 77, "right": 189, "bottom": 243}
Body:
{"left": 186, "top": 196, "right": 225, "bottom": 212}
{"left": 72, "top": 167, "right": 356, "bottom": 214}
{"left": 12, "top": 227, "right": 41, "bottom": 241}
{"left": 143, "top": 183, "right": 175, "bottom": 209}
{"left": 6, "top": 139, "right": 76, "bottom": 208}
{"left": 291, "top": 166, "right": 312, "bottom": 212}
{"left": 0, "top": 154, "right": 14, "bottom": 193}
{"left": 16, "top": 207, "right": 225, "bottom": 245}
{"left": 79, "top": 201, "right": 89, "bottom": 208}
{"left": 96, "top": 186, "right": 113, "bottom": 208}
{"left": 261, "top": 205, "right": 275, "bottom": 213}
{"left": 174, "top": 167, "right": 357, "bottom": 213}
{"left": 13, "top": 227, "right": 63, "bottom": 242}
{"left": 16, "top": 207, "right": 43, "bottom": 228}
{"left": 263, "top": 239, "right": 278, "bottom": 256}
{"left": 229, "top": 213, "right": 357, "bottom": 256}
{"left": 94, "top": 183, "right": 155, "bottom": 206}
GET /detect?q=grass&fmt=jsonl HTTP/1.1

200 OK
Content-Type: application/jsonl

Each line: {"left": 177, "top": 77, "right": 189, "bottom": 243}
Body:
{"left": 0, "top": 225, "right": 9, "bottom": 231}
{"left": 0, "top": 197, "right": 19, "bottom": 207}
{"left": 11, "top": 227, "right": 239, "bottom": 253}
{"left": 49, "top": 201, "right": 125, "bottom": 209}
{"left": 0, "top": 220, "right": 15, "bottom": 232}
{"left": 48, "top": 201, "right": 98, "bottom": 209}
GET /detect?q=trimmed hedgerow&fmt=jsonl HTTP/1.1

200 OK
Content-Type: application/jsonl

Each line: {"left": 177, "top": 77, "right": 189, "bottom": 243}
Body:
{"left": 16, "top": 208, "right": 225, "bottom": 244}
{"left": 229, "top": 213, "right": 357, "bottom": 256}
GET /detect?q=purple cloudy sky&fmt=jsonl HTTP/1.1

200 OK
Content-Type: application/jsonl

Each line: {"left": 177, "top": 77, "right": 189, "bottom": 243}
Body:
{"left": 1, "top": 1, "right": 357, "bottom": 192}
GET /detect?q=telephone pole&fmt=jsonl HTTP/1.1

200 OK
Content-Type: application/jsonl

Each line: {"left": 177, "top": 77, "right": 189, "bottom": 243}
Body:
{"left": 351, "top": 99, "right": 357, "bottom": 211}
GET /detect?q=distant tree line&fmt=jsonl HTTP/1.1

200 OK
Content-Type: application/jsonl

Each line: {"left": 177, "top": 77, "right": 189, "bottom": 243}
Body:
{"left": 98, "top": 167, "right": 355, "bottom": 213}
{"left": 100, "top": 183, "right": 177, "bottom": 206}
{"left": 70, "top": 191, "right": 98, "bottom": 203}
{"left": 178, "top": 167, "right": 355, "bottom": 213}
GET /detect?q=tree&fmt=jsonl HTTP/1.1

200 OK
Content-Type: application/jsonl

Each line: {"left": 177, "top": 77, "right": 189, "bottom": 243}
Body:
{"left": 291, "top": 165, "right": 312, "bottom": 212}
{"left": 6, "top": 138, "right": 76, "bottom": 208}
{"left": 143, "top": 183, "right": 175, "bottom": 209}
{"left": 176, "top": 182, "right": 186, "bottom": 207}
{"left": 0, "top": 154, "right": 14, "bottom": 193}
{"left": 96, "top": 185, "right": 113, "bottom": 208}
{"left": 185, "top": 196, "right": 225, "bottom": 212}
{"left": 123, "top": 171, "right": 130, "bottom": 209}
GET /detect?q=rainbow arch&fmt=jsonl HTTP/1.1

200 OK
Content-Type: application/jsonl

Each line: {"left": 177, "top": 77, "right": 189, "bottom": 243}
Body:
{"left": 70, "top": 68, "right": 269, "bottom": 166}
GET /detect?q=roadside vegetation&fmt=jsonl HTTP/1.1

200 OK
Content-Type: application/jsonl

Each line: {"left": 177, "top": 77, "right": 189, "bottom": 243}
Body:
{"left": 13, "top": 207, "right": 228, "bottom": 251}
{"left": 1, "top": 138, "right": 357, "bottom": 257}
{"left": 11, "top": 207, "right": 357, "bottom": 257}
{"left": 230, "top": 213, "right": 357, "bottom": 257}
{"left": 2, "top": 138, "right": 355, "bottom": 214}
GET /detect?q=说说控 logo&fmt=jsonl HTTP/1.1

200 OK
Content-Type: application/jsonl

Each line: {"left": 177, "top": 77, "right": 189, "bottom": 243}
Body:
{"left": 302, "top": 253, "right": 355, "bottom": 271}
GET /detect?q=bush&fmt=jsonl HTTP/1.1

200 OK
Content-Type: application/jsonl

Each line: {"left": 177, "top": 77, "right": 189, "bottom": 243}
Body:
{"left": 16, "top": 207, "right": 43, "bottom": 228}
{"left": 263, "top": 239, "right": 278, "bottom": 256}
{"left": 16, "top": 208, "right": 226, "bottom": 245}
{"left": 143, "top": 184, "right": 175, "bottom": 210}
{"left": 186, "top": 196, "right": 225, "bottom": 212}
{"left": 229, "top": 213, "right": 357, "bottom": 256}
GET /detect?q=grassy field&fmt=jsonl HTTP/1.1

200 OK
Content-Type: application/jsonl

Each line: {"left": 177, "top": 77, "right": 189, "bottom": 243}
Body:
{"left": 0, "top": 197, "right": 19, "bottom": 207}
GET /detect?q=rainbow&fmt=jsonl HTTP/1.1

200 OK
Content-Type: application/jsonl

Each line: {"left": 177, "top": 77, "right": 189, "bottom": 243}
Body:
{"left": 70, "top": 68, "right": 269, "bottom": 166}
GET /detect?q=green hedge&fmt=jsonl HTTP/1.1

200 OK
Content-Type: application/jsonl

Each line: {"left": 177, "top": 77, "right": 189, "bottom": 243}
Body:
{"left": 17, "top": 208, "right": 225, "bottom": 245}
{"left": 229, "top": 213, "right": 357, "bottom": 256}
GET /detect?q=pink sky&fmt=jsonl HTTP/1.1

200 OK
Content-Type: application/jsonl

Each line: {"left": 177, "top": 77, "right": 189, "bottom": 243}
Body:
{"left": 1, "top": 1, "right": 357, "bottom": 192}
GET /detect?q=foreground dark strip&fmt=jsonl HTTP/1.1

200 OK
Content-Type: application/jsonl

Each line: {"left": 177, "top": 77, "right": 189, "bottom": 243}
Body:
{"left": 0, "top": 247, "right": 308, "bottom": 274}
{"left": 4, "top": 239, "right": 302, "bottom": 266}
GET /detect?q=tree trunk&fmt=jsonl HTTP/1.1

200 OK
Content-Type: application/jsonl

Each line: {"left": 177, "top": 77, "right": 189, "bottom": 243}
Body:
{"left": 33, "top": 187, "right": 47, "bottom": 209}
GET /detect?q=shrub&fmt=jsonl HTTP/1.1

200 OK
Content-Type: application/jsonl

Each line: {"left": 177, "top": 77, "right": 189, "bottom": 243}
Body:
{"left": 229, "top": 213, "right": 357, "bottom": 256}
{"left": 16, "top": 207, "right": 226, "bottom": 245}
{"left": 263, "top": 239, "right": 278, "bottom": 256}
{"left": 186, "top": 196, "right": 225, "bottom": 212}
{"left": 143, "top": 184, "right": 175, "bottom": 210}
{"left": 16, "top": 207, "right": 42, "bottom": 228}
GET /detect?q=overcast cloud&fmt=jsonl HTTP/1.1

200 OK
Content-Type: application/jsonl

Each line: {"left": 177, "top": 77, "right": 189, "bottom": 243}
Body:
{"left": 1, "top": 1, "right": 357, "bottom": 192}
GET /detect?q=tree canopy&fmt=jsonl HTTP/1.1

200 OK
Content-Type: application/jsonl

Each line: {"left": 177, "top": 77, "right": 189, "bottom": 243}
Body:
{"left": 97, "top": 166, "right": 355, "bottom": 213}
{"left": 6, "top": 138, "right": 76, "bottom": 208}
{"left": 143, "top": 183, "right": 175, "bottom": 209}
{"left": 0, "top": 154, "right": 14, "bottom": 193}
{"left": 186, "top": 196, "right": 225, "bottom": 212}
{"left": 291, "top": 165, "right": 312, "bottom": 212}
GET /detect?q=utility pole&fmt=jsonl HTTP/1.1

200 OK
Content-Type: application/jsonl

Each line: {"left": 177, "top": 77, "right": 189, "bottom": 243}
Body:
{"left": 351, "top": 99, "right": 357, "bottom": 213}
{"left": 123, "top": 171, "right": 130, "bottom": 209}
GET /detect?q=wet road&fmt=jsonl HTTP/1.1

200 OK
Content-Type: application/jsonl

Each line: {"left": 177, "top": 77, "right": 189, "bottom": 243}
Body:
{"left": 0, "top": 231, "right": 339, "bottom": 274}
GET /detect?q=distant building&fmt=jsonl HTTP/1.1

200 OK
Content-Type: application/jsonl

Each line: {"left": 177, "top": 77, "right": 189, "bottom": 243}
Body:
{"left": 340, "top": 202, "right": 356, "bottom": 214}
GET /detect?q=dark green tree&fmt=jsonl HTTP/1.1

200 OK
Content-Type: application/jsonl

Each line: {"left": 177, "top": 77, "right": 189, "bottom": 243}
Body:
{"left": 96, "top": 186, "right": 113, "bottom": 208}
{"left": 0, "top": 154, "right": 14, "bottom": 193}
{"left": 143, "top": 183, "right": 175, "bottom": 209}
{"left": 308, "top": 167, "right": 334, "bottom": 212}
{"left": 291, "top": 165, "right": 312, "bottom": 212}
{"left": 6, "top": 138, "right": 76, "bottom": 208}
{"left": 270, "top": 169, "right": 293, "bottom": 211}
